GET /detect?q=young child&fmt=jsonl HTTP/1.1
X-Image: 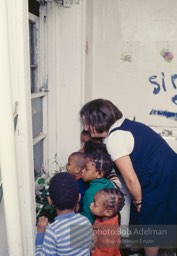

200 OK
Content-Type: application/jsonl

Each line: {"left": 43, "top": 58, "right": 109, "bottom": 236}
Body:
{"left": 83, "top": 140, "right": 107, "bottom": 154}
{"left": 80, "top": 151, "right": 115, "bottom": 224}
{"left": 79, "top": 130, "right": 92, "bottom": 152}
{"left": 79, "top": 130, "right": 103, "bottom": 152}
{"left": 83, "top": 140, "right": 121, "bottom": 188}
{"left": 80, "top": 129, "right": 92, "bottom": 144}
{"left": 67, "top": 151, "right": 88, "bottom": 211}
{"left": 90, "top": 188, "right": 125, "bottom": 256}
{"left": 35, "top": 172, "right": 93, "bottom": 256}
{"left": 83, "top": 140, "right": 131, "bottom": 232}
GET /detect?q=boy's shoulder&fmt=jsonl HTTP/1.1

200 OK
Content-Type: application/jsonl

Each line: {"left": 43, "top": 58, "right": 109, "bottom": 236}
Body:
{"left": 49, "top": 212, "right": 91, "bottom": 230}
{"left": 76, "top": 213, "right": 92, "bottom": 225}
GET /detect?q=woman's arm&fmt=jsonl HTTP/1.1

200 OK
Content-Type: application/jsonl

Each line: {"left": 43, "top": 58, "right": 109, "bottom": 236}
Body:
{"left": 114, "top": 155, "right": 142, "bottom": 212}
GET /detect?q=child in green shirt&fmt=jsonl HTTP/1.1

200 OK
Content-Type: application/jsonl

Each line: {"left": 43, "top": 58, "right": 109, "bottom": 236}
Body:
{"left": 80, "top": 151, "right": 115, "bottom": 223}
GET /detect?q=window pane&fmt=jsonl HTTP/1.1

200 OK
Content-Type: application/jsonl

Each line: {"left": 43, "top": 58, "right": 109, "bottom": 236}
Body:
{"left": 30, "top": 68, "right": 37, "bottom": 93}
{"left": 31, "top": 97, "right": 43, "bottom": 138}
{"left": 29, "top": 21, "right": 38, "bottom": 93}
{"left": 29, "top": 22, "right": 35, "bottom": 64}
{"left": 33, "top": 141, "right": 43, "bottom": 177}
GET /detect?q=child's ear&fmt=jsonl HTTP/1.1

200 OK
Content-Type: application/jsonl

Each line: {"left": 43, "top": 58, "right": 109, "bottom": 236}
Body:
{"left": 104, "top": 209, "right": 113, "bottom": 217}
{"left": 48, "top": 196, "right": 53, "bottom": 205}
{"left": 75, "top": 167, "right": 82, "bottom": 174}
{"left": 97, "top": 170, "right": 104, "bottom": 178}
{"left": 76, "top": 167, "right": 85, "bottom": 177}
{"left": 80, "top": 167, "right": 85, "bottom": 175}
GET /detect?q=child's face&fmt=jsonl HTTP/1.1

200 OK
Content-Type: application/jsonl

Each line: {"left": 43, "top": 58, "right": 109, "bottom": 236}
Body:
{"left": 67, "top": 156, "right": 81, "bottom": 178}
{"left": 90, "top": 191, "right": 107, "bottom": 217}
{"left": 82, "top": 157, "right": 102, "bottom": 182}
{"left": 81, "top": 134, "right": 91, "bottom": 143}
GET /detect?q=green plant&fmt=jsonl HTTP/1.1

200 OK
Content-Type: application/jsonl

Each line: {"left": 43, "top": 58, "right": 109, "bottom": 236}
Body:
{"left": 35, "top": 174, "right": 55, "bottom": 222}
{"left": 35, "top": 155, "right": 66, "bottom": 223}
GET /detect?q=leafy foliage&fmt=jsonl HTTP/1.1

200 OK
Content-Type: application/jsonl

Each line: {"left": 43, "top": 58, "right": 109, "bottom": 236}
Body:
{"left": 35, "top": 156, "right": 66, "bottom": 223}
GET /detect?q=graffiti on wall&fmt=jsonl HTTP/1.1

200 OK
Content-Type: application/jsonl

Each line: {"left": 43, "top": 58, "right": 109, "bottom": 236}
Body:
{"left": 148, "top": 72, "right": 177, "bottom": 121}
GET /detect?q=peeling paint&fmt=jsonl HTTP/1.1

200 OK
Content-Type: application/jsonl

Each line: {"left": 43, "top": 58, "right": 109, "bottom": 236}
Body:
{"left": 121, "top": 53, "right": 132, "bottom": 62}
{"left": 160, "top": 49, "right": 174, "bottom": 62}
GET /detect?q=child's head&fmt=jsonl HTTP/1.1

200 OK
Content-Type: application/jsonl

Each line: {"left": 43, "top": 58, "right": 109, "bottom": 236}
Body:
{"left": 84, "top": 140, "right": 107, "bottom": 154}
{"left": 82, "top": 151, "right": 113, "bottom": 182}
{"left": 80, "top": 129, "right": 92, "bottom": 144}
{"left": 90, "top": 188, "right": 125, "bottom": 218}
{"left": 67, "top": 152, "right": 86, "bottom": 179}
{"left": 49, "top": 172, "right": 79, "bottom": 210}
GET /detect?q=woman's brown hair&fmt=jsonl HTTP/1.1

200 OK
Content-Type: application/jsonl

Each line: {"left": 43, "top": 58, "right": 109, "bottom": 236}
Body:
{"left": 80, "top": 98, "right": 122, "bottom": 133}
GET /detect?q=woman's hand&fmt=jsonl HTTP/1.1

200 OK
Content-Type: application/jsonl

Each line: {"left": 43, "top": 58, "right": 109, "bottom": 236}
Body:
{"left": 136, "top": 203, "right": 142, "bottom": 213}
{"left": 132, "top": 200, "right": 142, "bottom": 213}
{"left": 37, "top": 216, "right": 48, "bottom": 233}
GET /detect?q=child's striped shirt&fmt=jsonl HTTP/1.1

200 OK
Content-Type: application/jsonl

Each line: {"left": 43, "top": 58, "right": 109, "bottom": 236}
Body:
{"left": 35, "top": 212, "right": 92, "bottom": 256}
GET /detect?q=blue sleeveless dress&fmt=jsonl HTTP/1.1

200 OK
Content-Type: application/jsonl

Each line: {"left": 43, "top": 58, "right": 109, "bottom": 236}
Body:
{"left": 109, "top": 119, "right": 177, "bottom": 225}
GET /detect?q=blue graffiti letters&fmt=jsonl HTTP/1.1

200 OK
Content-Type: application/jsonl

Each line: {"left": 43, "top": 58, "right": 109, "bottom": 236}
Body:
{"left": 172, "top": 95, "right": 177, "bottom": 105}
{"left": 171, "top": 74, "right": 177, "bottom": 89}
{"left": 150, "top": 109, "right": 177, "bottom": 121}
{"left": 149, "top": 72, "right": 177, "bottom": 105}
{"left": 148, "top": 75, "right": 160, "bottom": 94}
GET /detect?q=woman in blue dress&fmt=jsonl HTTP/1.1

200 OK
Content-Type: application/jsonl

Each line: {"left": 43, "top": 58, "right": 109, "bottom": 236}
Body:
{"left": 80, "top": 98, "right": 177, "bottom": 256}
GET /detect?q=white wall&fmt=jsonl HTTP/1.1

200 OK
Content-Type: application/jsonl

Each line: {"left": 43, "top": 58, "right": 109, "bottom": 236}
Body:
{"left": 91, "top": 0, "right": 177, "bottom": 127}
{"left": 84, "top": 0, "right": 94, "bottom": 102}
{"left": 46, "top": 1, "right": 86, "bottom": 167}
{"left": 47, "top": 0, "right": 177, "bottom": 167}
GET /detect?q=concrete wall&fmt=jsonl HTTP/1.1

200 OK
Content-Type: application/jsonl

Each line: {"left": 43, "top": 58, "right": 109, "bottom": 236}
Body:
{"left": 46, "top": 0, "right": 177, "bottom": 166}
{"left": 91, "top": 0, "right": 177, "bottom": 127}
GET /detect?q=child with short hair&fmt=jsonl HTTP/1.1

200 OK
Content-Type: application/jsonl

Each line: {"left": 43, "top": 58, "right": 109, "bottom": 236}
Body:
{"left": 90, "top": 188, "right": 125, "bottom": 256}
{"left": 67, "top": 152, "right": 86, "bottom": 178}
{"left": 83, "top": 140, "right": 107, "bottom": 154}
{"left": 80, "top": 151, "right": 115, "bottom": 224}
{"left": 80, "top": 129, "right": 92, "bottom": 144}
{"left": 67, "top": 151, "right": 88, "bottom": 211}
{"left": 79, "top": 130, "right": 103, "bottom": 152}
{"left": 35, "top": 172, "right": 92, "bottom": 256}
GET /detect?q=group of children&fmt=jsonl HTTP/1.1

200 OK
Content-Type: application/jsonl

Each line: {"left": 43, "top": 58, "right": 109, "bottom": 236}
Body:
{"left": 35, "top": 130, "right": 126, "bottom": 256}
